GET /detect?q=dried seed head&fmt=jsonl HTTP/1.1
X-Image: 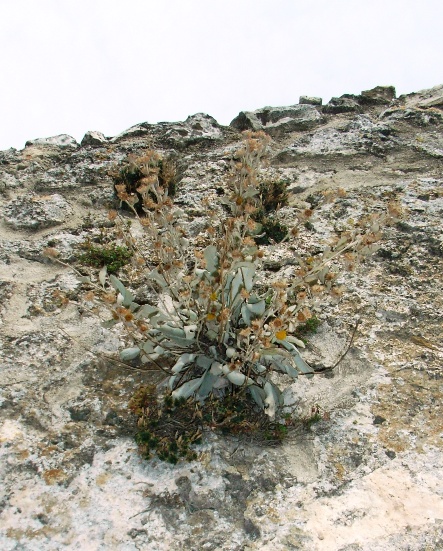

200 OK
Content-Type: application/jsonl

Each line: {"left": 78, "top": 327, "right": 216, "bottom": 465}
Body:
{"left": 43, "top": 247, "right": 59, "bottom": 258}
{"left": 311, "top": 284, "right": 324, "bottom": 294}
{"left": 297, "top": 311, "right": 307, "bottom": 322}
{"left": 103, "top": 292, "right": 116, "bottom": 304}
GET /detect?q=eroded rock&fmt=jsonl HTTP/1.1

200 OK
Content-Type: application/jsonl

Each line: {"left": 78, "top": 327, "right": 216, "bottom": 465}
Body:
{"left": 81, "top": 130, "right": 108, "bottom": 147}
{"left": 230, "top": 104, "right": 324, "bottom": 136}
{"left": 2, "top": 193, "right": 73, "bottom": 230}
{"left": 25, "top": 134, "right": 79, "bottom": 148}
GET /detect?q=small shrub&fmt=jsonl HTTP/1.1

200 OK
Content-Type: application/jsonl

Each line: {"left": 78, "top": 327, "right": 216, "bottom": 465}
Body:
{"left": 129, "top": 385, "right": 200, "bottom": 463}
{"left": 130, "top": 383, "right": 292, "bottom": 461}
{"left": 252, "top": 179, "right": 289, "bottom": 244}
{"left": 254, "top": 217, "right": 288, "bottom": 245}
{"left": 112, "top": 151, "right": 177, "bottom": 215}
{"left": 89, "top": 132, "right": 400, "bottom": 462}
{"left": 259, "top": 179, "right": 289, "bottom": 213}
{"left": 303, "top": 410, "right": 323, "bottom": 430}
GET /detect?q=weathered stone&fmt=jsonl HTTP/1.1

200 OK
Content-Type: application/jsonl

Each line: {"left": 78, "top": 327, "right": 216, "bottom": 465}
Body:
{"left": 2, "top": 193, "right": 73, "bottom": 230}
{"left": 278, "top": 114, "right": 394, "bottom": 159}
{"left": 323, "top": 95, "right": 361, "bottom": 113}
{"left": 380, "top": 106, "right": 443, "bottom": 126}
{"left": 360, "top": 85, "right": 396, "bottom": 104}
{"left": 299, "top": 95, "right": 322, "bottom": 106}
{"left": 229, "top": 110, "right": 263, "bottom": 132}
{"left": 111, "top": 122, "right": 152, "bottom": 141}
{"left": 230, "top": 104, "right": 323, "bottom": 136}
{"left": 81, "top": 130, "right": 108, "bottom": 147}
{"left": 417, "top": 95, "right": 443, "bottom": 109}
{"left": 25, "top": 134, "right": 79, "bottom": 148}
{"left": 112, "top": 113, "right": 224, "bottom": 148}
{"left": 165, "top": 112, "right": 224, "bottom": 146}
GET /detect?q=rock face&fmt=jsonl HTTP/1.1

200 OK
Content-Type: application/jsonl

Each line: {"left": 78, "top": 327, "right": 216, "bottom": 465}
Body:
{"left": 1, "top": 84, "right": 443, "bottom": 551}
{"left": 3, "top": 193, "right": 74, "bottom": 230}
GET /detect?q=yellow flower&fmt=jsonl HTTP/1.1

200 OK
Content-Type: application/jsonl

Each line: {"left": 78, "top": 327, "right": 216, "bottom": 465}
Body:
{"left": 206, "top": 313, "right": 216, "bottom": 321}
{"left": 275, "top": 330, "right": 287, "bottom": 340}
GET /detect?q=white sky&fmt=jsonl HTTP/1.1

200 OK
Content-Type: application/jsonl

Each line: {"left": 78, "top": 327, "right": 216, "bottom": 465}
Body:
{"left": 1, "top": 0, "right": 442, "bottom": 151}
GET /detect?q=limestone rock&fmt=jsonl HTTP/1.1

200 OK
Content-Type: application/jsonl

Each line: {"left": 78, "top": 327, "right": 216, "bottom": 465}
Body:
{"left": 278, "top": 114, "right": 393, "bottom": 159}
{"left": 164, "top": 112, "right": 224, "bottom": 146}
{"left": 112, "top": 113, "right": 224, "bottom": 148}
{"left": 299, "top": 95, "right": 322, "bottom": 106}
{"left": 81, "top": 130, "right": 108, "bottom": 147}
{"left": 380, "top": 106, "right": 443, "bottom": 126}
{"left": 3, "top": 193, "right": 73, "bottom": 230}
{"left": 418, "top": 95, "right": 443, "bottom": 109}
{"left": 229, "top": 110, "right": 263, "bottom": 132}
{"left": 25, "top": 134, "right": 79, "bottom": 148}
{"left": 360, "top": 85, "right": 396, "bottom": 104}
{"left": 323, "top": 94, "right": 361, "bottom": 113}
{"left": 230, "top": 104, "right": 323, "bottom": 136}
{"left": 398, "top": 83, "right": 443, "bottom": 110}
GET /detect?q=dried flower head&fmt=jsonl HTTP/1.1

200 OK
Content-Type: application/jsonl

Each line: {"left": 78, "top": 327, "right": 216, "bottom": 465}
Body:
{"left": 43, "top": 247, "right": 59, "bottom": 258}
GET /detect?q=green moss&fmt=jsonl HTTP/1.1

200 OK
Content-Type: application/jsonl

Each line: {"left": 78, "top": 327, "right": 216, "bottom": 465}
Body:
{"left": 295, "top": 317, "right": 321, "bottom": 338}
{"left": 78, "top": 243, "right": 132, "bottom": 274}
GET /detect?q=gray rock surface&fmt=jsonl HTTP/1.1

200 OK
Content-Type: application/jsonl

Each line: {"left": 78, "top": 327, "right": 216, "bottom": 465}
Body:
{"left": 81, "top": 130, "right": 108, "bottom": 147}
{"left": 25, "top": 134, "right": 79, "bottom": 148}
{"left": 3, "top": 193, "right": 74, "bottom": 230}
{"left": 112, "top": 112, "right": 225, "bottom": 149}
{"left": 360, "top": 85, "right": 396, "bottom": 104}
{"left": 323, "top": 94, "right": 362, "bottom": 114}
{"left": 299, "top": 95, "right": 322, "bottom": 106}
{"left": 1, "top": 84, "right": 443, "bottom": 551}
{"left": 230, "top": 104, "right": 324, "bottom": 136}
